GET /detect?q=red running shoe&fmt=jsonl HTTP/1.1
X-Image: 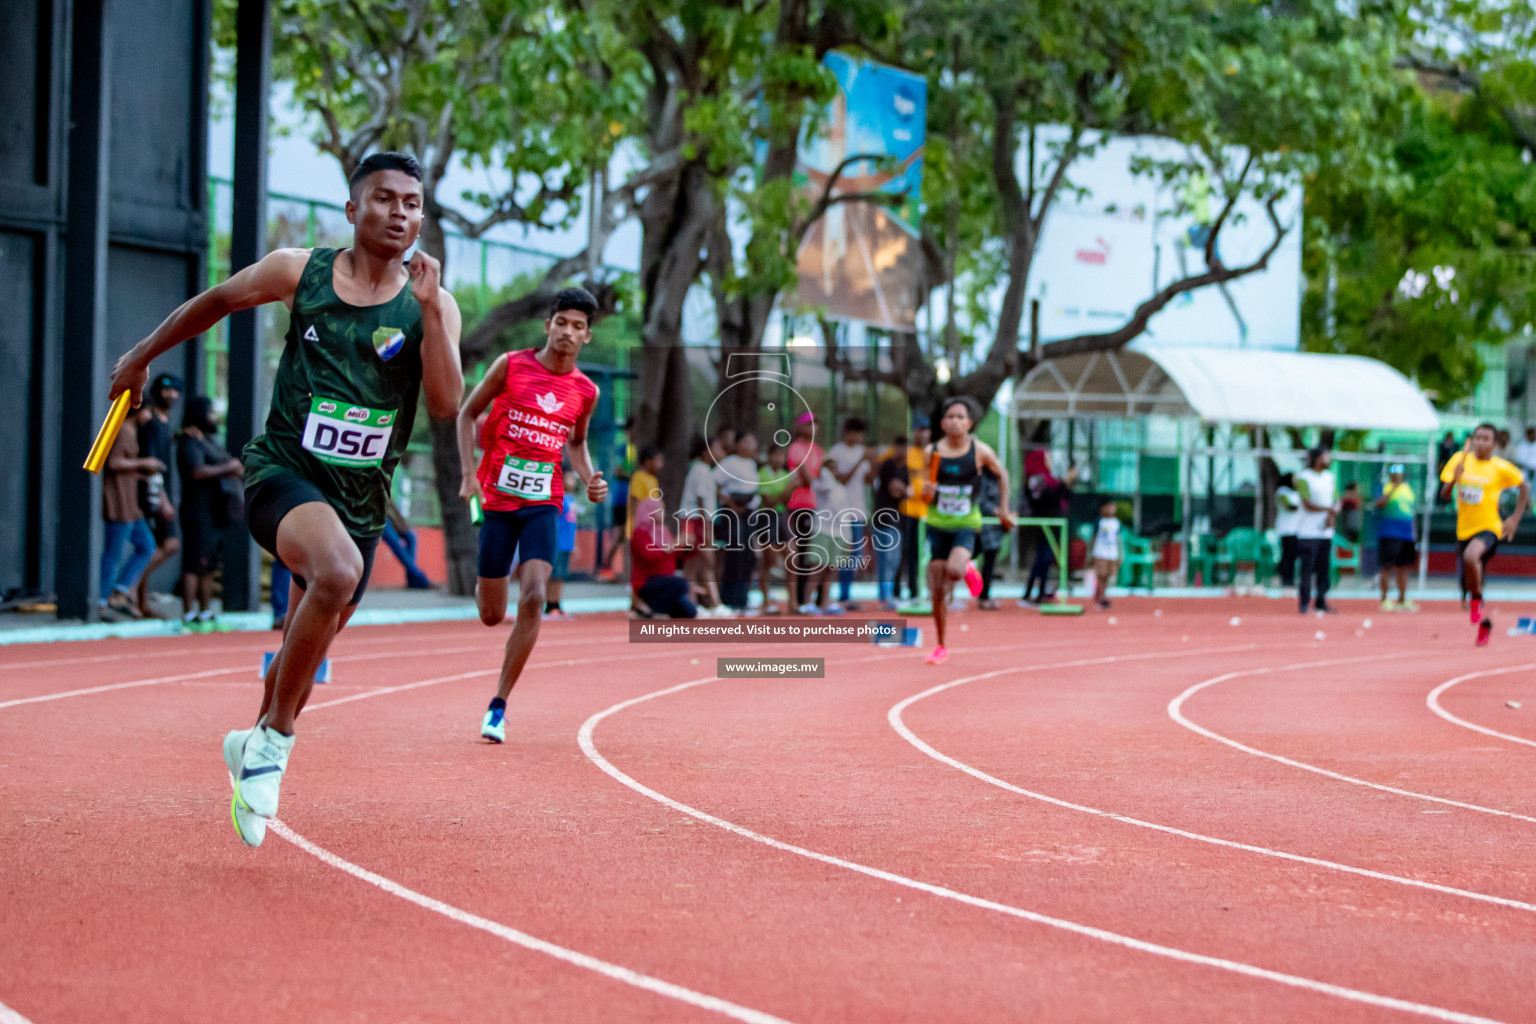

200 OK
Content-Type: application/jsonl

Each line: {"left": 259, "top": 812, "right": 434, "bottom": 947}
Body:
{"left": 964, "top": 561, "right": 984, "bottom": 598}
{"left": 1477, "top": 618, "right": 1493, "bottom": 646}
{"left": 1471, "top": 598, "right": 1483, "bottom": 625}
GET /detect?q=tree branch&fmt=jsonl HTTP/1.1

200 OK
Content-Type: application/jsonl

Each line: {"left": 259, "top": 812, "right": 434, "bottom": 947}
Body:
{"left": 1035, "top": 197, "right": 1287, "bottom": 361}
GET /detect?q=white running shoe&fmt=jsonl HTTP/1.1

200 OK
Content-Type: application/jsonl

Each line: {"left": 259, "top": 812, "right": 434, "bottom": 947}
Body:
{"left": 222, "top": 728, "right": 267, "bottom": 847}
{"left": 481, "top": 706, "right": 506, "bottom": 743}
{"left": 231, "top": 725, "right": 294, "bottom": 820}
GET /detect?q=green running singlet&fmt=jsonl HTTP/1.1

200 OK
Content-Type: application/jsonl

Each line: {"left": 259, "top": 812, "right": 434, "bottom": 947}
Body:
{"left": 242, "top": 247, "right": 424, "bottom": 537}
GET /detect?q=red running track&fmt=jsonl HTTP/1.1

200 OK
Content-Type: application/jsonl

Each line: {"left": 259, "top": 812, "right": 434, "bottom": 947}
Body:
{"left": 2, "top": 599, "right": 1535, "bottom": 1023}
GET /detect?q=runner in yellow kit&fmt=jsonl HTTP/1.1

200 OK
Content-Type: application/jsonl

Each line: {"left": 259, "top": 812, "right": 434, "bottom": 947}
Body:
{"left": 1440, "top": 423, "right": 1529, "bottom": 645}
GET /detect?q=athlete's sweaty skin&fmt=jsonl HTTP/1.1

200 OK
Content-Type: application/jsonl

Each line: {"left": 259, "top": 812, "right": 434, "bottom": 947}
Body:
{"left": 108, "top": 168, "right": 464, "bottom": 735}
{"left": 456, "top": 306, "right": 608, "bottom": 703}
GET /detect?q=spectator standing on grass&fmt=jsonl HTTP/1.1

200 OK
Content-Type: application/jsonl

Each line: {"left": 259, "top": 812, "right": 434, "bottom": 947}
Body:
{"left": 1339, "top": 482, "right": 1363, "bottom": 543}
{"left": 786, "top": 413, "right": 825, "bottom": 611}
{"left": 1515, "top": 427, "right": 1536, "bottom": 480}
{"left": 1020, "top": 463, "right": 1077, "bottom": 605}
{"left": 976, "top": 466, "right": 1005, "bottom": 609}
{"left": 133, "top": 373, "right": 182, "bottom": 618}
{"left": 1091, "top": 499, "right": 1122, "bottom": 611}
{"left": 1294, "top": 447, "right": 1339, "bottom": 615}
{"left": 177, "top": 396, "right": 244, "bottom": 631}
{"left": 1373, "top": 463, "right": 1419, "bottom": 612}
{"left": 900, "top": 416, "right": 931, "bottom": 600}
{"left": 679, "top": 434, "right": 722, "bottom": 613}
{"left": 99, "top": 412, "right": 166, "bottom": 621}
{"left": 715, "top": 432, "right": 761, "bottom": 613}
{"left": 630, "top": 495, "right": 696, "bottom": 619}
{"left": 755, "top": 444, "right": 793, "bottom": 614}
{"left": 825, "top": 417, "right": 873, "bottom": 611}
{"left": 1274, "top": 473, "right": 1301, "bottom": 588}
{"left": 872, "top": 435, "right": 908, "bottom": 609}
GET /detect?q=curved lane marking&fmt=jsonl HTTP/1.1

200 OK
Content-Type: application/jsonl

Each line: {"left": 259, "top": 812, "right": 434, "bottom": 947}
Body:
{"left": 1427, "top": 663, "right": 1536, "bottom": 751}
{"left": 891, "top": 652, "right": 1536, "bottom": 913}
{"left": 579, "top": 656, "right": 1508, "bottom": 1024}
{"left": 1170, "top": 662, "right": 1536, "bottom": 825}
{"left": 269, "top": 820, "right": 796, "bottom": 1024}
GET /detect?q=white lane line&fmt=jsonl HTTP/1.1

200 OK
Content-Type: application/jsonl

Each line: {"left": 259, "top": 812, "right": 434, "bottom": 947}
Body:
{"left": 1170, "top": 662, "right": 1536, "bottom": 825}
{"left": 0, "top": 665, "right": 249, "bottom": 710}
{"left": 269, "top": 820, "right": 795, "bottom": 1024}
{"left": 0, "top": 1000, "right": 35, "bottom": 1023}
{"left": 1427, "top": 664, "right": 1536, "bottom": 751}
{"left": 891, "top": 652, "right": 1536, "bottom": 914}
{"left": 304, "top": 669, "right": 497, "bottom": 710}
{"left": 579, "top": 662, "right": 1508, "bottom": 1024}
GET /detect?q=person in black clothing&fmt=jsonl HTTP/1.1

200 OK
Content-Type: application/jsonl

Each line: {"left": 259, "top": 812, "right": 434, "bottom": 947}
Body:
{"left": 177, "top": 396, "right": 245, "bottom": 630}
{"left": 133, "top": 373, "right": 183, "bottom": 617}
{"left": 976, "top": 466, "right": 1004, "bottom": 609}
{"left": 872, "top": 435, "right": 908, "bottom": 609}
{"left": 1021, "top": 465, "right": 1077, "bottom": 604}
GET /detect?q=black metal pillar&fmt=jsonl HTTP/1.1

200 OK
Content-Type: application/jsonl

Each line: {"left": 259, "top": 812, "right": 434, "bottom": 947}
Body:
{"left": 223, "top": 0, "right": 270, "bottom": 612}
{"left": 56, "top": 0, "right": 111, "bottom": 621}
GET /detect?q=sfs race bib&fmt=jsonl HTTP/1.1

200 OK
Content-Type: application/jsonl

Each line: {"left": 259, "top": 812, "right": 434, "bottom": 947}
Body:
{"left": 301, "top": 398, "right": 394, "bottom": 468}
{"left": 496, "top": 456, "right": 555, "bottom": 501}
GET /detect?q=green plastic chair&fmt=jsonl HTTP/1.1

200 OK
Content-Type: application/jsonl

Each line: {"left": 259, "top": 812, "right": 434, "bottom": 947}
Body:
{"left": 1213, "top": 527, "right": 1256, "bottom": 585}
{"left": 1330, "top": 535, "right": 1362, "bottom": 588}
{"left": 1186, "top": 533, "right": 1218, "bottom": 586}
{"left": 1117, "top": 531, "right": 1157, "bottom": 592}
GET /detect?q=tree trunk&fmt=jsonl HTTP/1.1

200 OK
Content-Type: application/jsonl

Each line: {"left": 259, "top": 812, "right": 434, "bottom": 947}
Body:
{"left": 417, "top": 209, "right": 478, "bottom": 595}
{"left": 634, "top": 160, "right": 715, "bottom": 514}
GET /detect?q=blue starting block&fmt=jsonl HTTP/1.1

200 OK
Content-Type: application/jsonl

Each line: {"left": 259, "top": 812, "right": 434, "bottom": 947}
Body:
{"left": 1507, "top": 618, "right": 1536, "bottom": 637}
{"left": 872, "top": 626, "right": 922, "bottom": 648}
{"left": 260, "top": 652, "right": 332, "bottom": 683}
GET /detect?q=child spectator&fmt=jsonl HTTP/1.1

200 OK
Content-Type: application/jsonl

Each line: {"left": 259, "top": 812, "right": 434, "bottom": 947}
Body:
{"left": 1091, "top": 498, "right": 1123, "bottom": 610}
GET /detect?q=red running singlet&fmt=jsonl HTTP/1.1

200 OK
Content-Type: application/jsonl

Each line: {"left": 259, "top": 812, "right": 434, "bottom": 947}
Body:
{"left": 476, "top": 348, "right": 598, "bottom": 512}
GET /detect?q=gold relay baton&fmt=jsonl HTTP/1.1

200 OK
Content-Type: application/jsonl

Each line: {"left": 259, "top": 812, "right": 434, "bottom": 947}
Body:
{"left": 83, "top": 390, "right": 132, "bottom": 474}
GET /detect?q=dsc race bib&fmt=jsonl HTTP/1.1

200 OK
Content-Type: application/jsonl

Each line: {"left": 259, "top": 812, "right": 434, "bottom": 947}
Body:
{"left": 934, "top": 484, "right": 972, "bottom": 518}
{"left": 1458, "top": 484, "right": 1485, "bottom": 507}
{"left": 496, "top": 456, "right": 555, "bottom": 501}
{"left": 301, "top": 397, "right": 394, "bottom": 468}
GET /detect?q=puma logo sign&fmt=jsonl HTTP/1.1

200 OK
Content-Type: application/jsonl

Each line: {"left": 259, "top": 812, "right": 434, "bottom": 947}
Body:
{"left": 536, "top": 392, "right": 564, "bottom": 414}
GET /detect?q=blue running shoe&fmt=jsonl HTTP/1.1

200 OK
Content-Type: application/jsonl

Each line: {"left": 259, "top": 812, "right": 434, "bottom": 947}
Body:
{"left": 481, "top": 706, "right": 506, "bottom": 743}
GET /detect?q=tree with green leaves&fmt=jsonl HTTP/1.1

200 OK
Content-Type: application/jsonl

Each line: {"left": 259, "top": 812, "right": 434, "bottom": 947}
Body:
{"left": 219, "top": 0, "right": 646, "bottom": 592}
{"left": 894, "top": 0, "right": 1405, "bottom": 415}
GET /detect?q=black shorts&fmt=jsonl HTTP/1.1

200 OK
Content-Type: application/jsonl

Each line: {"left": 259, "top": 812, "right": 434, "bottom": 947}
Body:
{"left": 1457, "top": 531, "right": 1500, "bottom": 565}
{"left": 928, "top": 526, "right": 977, "bottom": 561}
{"left": 478, "top": 505, "right": 558, "bottom": 578}
{"left": 143, "top": 507, "right": 178, "bottom": 546}
{"left": 243, "top": 470, "right": 379, "bottom": 606}
{"left": 1377, "top": 536, "right": 1418, "bottom": 569}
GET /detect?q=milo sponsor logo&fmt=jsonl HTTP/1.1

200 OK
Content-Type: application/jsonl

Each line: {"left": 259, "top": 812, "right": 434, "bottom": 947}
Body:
{"left": 301, "top": 396, "right": 395, "bottom": 468}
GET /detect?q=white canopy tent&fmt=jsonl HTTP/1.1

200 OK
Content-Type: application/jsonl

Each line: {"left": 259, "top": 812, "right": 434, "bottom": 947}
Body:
{"left": 1013, "top": 345, "right": 1441, "bottom": 586}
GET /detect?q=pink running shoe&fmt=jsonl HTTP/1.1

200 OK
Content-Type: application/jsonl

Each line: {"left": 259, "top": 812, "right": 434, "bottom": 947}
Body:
{"left": 963, "top": 561, "right": 984, "bottom": 598}
{"left": 1470, "top": 598, "right": 1483, "bottom": 625}
{"left": 1477, "top": 618, "right": 1493, "bottom": 647}
{"left": 925, "top": 645, "right": 949, "bottom": 665}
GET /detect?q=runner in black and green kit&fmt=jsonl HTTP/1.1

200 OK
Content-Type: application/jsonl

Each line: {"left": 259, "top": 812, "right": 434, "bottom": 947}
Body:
{"left": 107, "top": 153, "right": 464, "bottom": 847}
{"left": 921, "top": 397, "right": 1014, "bottom": 665}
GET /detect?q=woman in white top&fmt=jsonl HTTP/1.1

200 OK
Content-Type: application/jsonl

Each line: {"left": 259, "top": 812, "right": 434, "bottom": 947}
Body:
{"left": 823, "top": 417, "right": 873, "bottom": 610}
{"left": 679, "top": 434, "right": 722, "bottom": 612}
{"left": 1091, "top": 499, "right": 1122, "bottom": 610}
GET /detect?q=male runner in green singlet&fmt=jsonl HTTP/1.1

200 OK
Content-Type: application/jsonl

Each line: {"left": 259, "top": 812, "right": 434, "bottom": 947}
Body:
{"left": 107, "top": 153, "right": 464, "bottom": 847}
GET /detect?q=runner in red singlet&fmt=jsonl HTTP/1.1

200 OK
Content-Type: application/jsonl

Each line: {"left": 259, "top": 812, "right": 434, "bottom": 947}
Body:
{"left": 457, "top": 288, "right": 608, "bottom": 742}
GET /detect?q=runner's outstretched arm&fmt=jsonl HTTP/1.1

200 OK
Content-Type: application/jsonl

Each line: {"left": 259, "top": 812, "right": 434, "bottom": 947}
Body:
{"left": 109, "top": 249, "right": 311, "bottom": 404}
{"left": 409, "top": 252, "right": 464, "bottom": 419}
{"left": 567, "top": 388, "right": 609, "bottom": 504}
{"left": 456, "top": 353, "right": 508, "bottom": 504}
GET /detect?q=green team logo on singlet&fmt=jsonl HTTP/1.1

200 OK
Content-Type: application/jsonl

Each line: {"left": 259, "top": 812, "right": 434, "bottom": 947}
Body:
{"left": 373, "top": 327, "right": 406, "bottom": 361}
